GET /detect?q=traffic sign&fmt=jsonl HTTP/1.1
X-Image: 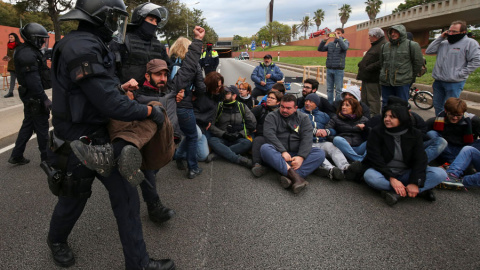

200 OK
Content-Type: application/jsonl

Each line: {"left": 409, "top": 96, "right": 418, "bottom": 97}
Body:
{"left": 261, "top": 44, "right": 265, "bottom": 49}
{"left": 261, "top": 40, "right": 266, "bottom": 45}
{"left": 251, "top": 44, "right": 256, "bottom": 50}
{"left": 251, "top": 41, "right": 256, "bottom": 46}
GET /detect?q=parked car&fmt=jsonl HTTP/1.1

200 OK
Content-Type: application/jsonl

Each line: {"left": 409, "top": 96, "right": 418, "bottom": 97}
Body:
{"left": 240, "top": 52, "right": 249, "bottom": 60}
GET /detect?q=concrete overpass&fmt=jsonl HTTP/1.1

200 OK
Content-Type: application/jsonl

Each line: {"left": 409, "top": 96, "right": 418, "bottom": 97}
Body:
{"left": 356, "top": 0, "right": 480, "bottom": 46}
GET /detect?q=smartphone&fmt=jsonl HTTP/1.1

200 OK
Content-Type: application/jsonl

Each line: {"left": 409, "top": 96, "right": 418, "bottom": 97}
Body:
{"left": 329, "top": 33, "right": 336, "bottom": 37}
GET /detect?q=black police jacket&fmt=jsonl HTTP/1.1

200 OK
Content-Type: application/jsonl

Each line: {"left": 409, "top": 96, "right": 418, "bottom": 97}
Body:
{"left": 51, "top": 30, "right": 148, "bottom": 141}
{"left": 14, "top": 43, "right": 49, "bottom": 103}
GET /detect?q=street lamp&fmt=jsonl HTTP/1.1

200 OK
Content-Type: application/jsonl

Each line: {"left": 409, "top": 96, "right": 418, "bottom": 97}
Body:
{"left": 186, "top": 1, "right": 200, "bottom": 38}
{"left": 329, "top": 4, "right": 338, "bottom": 29}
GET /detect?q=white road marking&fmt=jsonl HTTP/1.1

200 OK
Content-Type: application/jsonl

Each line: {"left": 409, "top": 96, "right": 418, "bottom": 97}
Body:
{"left": 0, "top": 126, "right": 53, "bottom": 154}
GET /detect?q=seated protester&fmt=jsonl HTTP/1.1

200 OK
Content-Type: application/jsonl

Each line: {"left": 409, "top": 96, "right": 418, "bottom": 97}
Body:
{"left": 208, "top": 85, "right": 256, "bottom": 168}
{"left": 325, "top": 97, "right": 369, "bottom": 162}
{"left": 176, "top": 72, "right": 225, "bottom": 168}
{"left": 250, "top": 54, "right": 284, "bottom": 100}
{"left": 251, "top": 90, "right": 283, "bottom": 177}
{"left": 299, "top": 93, "right": 355, "bottom": 181}
{"left": 332, "top": 85, "right": 371, "bottom": 119}
{"left": 237, "top": 82, "right": 258, "bottom": 109}
{"left": 442, "top": 146, "right": 480, "bottom": 189}
{"left": 297, "top": 79, "right": 335, "bottom": 116}
{"left": 363, "top": 104, "right": 447, "bottom": 206}
{"left": 260, "top": 94, "right": 325, "bottom": 194}
{"left": 426, "top": 97, "right": 480, "bottom": 164}
{"left": 258, "top": 82, "right": 286, "bottom": 105}
{"left": 367, "top": 96, "right": 448, "bottom": 163}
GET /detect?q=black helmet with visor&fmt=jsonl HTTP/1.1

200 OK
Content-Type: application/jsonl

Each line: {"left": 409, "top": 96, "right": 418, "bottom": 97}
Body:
{"left": 20, "top": 23, "right": 50, "bottom": 50}
{"left": 130, "top": 3, "right": 169, "bottom": 29}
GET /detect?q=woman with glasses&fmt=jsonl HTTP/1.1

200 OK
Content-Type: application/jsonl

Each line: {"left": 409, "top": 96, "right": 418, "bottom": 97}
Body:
{"left": 236, "top": 82, "right": 258, "bottom": 109}
{"left": 363, "top": 104, "right": 446, "bottom": 206}
{"left": 426, "top": 97, "right": 480, "bottom": 165}
{"left": 250, "top": 90, "right": 283, "bottom": 177}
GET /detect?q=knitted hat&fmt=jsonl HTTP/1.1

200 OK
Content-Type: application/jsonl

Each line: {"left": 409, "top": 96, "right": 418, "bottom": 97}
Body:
{"left": 305, "top": 93, "right": 320, "bottom": 108}
{"left": 342, "top": 85, "right": 361, "bottom": 101}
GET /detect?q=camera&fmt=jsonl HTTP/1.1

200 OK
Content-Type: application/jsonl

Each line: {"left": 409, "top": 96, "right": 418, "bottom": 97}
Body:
{"left": 329, "top": 33, "right": 336, "bottom": 38}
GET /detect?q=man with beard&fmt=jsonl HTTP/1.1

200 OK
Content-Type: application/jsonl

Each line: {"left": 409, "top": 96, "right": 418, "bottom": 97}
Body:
{"left": 426, "top": 20, "right": 480, "bottom": 116}
{"left": 200, "top": 42, "right": 219, "bottom": 75}
{"left": 296, "top": 78, "right": 335, "bottom": 116}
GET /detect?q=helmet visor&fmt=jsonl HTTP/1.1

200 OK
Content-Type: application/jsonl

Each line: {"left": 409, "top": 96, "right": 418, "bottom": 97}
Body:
{"left": 138, "top": 3, "right": 169, "bottom": 28}
{"left": 36, "top": 37, "right": 49, "bottom": 50}
{"left": 106, "top": 8, "right": 128, "bottom": 44}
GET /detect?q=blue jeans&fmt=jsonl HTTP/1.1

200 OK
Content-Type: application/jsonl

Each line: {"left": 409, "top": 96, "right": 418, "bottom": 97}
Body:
{"left": 326, "top": 69, "right": 344, "bottom": 103}
{"left": 447, "top": 146, "right": 480, "bottom": 187}
{"left": 427, "top": 130, "right": 480, "bottom": 163}
{"left": 208, "top": 136, "right": 252, "bottom": 163}
{"left": 176, "top": 108, "right": 199, "bottom": 170}
{"left": 332, "top": 136, "right": 367, "bottom": 162}
{"left": 381, "top": 84, "right": 410, "bottom": 108}
{"left": 260, "top": 144, "right": 325, "bottom": 178}
{"left": 432, "top": 80, "right": 466, "bottom": 116}
{"left": 175, "top": 125, "right": 209, "bottom": 162}
{"left": 423, "top": 136, "right": 448, "bottom": 163}
{"left": 364, "top": 166, "right": 446, "bottom": 193}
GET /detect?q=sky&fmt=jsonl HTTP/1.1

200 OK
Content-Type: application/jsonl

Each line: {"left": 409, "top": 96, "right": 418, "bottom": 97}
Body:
{"left": 187, "top": 0, "right": 404, "bottom": 37}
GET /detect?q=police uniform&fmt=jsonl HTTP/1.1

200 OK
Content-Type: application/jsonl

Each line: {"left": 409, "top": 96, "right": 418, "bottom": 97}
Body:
{"left": 199, "top": 45, "right": 219, "bottom": 75}
{"left": 9, "top": 25, "right": 50, "bottom": 164}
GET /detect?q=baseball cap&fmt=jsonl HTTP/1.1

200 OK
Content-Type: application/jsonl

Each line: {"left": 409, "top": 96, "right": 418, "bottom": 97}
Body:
{"left": 146, "top": 59, "right": 169, "bottom": 73}
{"left": 225, "top": 85, "right": 240, "bottom": 96}
{"left": 263, "top": 54, "right": 272, "bottom": 59}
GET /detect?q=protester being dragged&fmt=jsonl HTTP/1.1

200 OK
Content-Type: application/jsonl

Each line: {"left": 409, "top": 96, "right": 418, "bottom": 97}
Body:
{"left": 325, "top": 97, "right": 369, "bottom": 162}
{"left": 208, "top": 85, "right": 256, "bottom": 168}
{"left": 332, "top": 84, "right": 371, "bottom": 119}
{"left": 236, "top": 81, "right": 258, "bottom": 109}
{"left": 363, "top": 103, "right": 447, "bottom": 206}
{"left": 251, "top": 90, "right": 282, "bottom": 177}
{"left": 261, "top": 94, "right": 325, "bottom": 194}
{"left": 299, "top": 93, "right": 358, "bottom": 181}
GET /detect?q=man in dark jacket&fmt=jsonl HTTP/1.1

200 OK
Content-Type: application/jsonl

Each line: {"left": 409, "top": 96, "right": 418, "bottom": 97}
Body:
{"left": 297, "top": 78, "right": 335, "bottom": 115}
{"left": 260, "top": 94, "right": 325, "bottom": 194}
{"left": 318, "top": 28, "right": 349, "bottom": 103}
{"left": 357, "top": 27, "right": 387, "bottom": 117}
{"left": 208, "top": 85, "right": 256, "bottom": 167}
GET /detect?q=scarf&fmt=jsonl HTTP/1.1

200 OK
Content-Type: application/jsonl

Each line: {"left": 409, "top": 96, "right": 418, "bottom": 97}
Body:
{"left": 433, "top": 111, "right": 473, "bottom": 144}
{"left": 240, "top": 94, "right": 251, "bottom": 100}
{"left": 7, "top": 42, "right": 18, "bottom": 50}
{"left": 143, "top": 80, "right": 159, "bottom": 92}
{"left": 339, "top": 112, "right": 357, "bottom": 120}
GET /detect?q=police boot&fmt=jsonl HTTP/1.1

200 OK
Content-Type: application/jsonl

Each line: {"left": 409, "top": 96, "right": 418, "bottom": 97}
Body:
{"left": 8, "top": 156, "right": 30, "bottom": 165}
{"left": 143, "top": 259, "right": 175, "bottom": 270}
{"left": 288, "top": 168, "right": 308, "bottom": 194}
{"left": 147, "top": 199, "right": 176, "bottom": 224}
{"left": 70, "top": 140, "right": 114, "bottom": 177}
{"left": 47, "top": 238, "right": 75, "bottom": 268}
{"left": 117, "top": 145, "right": 144, "bottom": 187}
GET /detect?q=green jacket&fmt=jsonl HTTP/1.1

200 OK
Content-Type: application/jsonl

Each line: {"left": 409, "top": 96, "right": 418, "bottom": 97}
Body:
{"left": 379, "top": 25, "right": 424, "bottom": 86}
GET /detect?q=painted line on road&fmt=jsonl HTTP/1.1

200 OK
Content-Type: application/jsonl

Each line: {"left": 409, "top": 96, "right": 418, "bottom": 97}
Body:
{"left": 0, "top": 103, "right": 23, "bottom": 113}
{"left": 0, "top": 126, "right": 53, "bottom": 155}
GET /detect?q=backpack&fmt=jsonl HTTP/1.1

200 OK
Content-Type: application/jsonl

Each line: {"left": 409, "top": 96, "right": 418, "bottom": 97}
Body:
{"left": 409, "top": 40, "right": 427, "bottom": 77}
{"left": 170, "top": 57, "right": 193, "bottom": 92}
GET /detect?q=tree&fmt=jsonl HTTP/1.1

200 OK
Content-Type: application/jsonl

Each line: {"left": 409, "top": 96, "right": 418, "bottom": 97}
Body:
{"left": 365, "top": 0, "right": 383, "bottom": 20}
{"left": 291, "top": 24, "right": 298, "bottom": 39}
{"left": 299, "top": 16, "right": 314, "bottom": 39}
{"left": 313, "top": 9, "right": 325, "bottom": 31}
{"left": 392, "top": 0, "right": 437, "bottom": 13}
{"left": 14, "top": 0, "right": 74, "bottom": 41}
{"left": 338, "top": 4, "right": 352, "bottom": 29}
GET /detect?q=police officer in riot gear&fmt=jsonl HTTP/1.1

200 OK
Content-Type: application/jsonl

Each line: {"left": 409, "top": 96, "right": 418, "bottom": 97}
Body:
{"left": 110, "top": 2, "right": 175, "bottom": 226}
{"left": 46, "top": 0, "right": 174, "bottom": 269}
{"left": 7, "top": 23, "right": 51, "bottom": 166}
{"left": 112, "top": 2, "right": 170, "bottom": 86}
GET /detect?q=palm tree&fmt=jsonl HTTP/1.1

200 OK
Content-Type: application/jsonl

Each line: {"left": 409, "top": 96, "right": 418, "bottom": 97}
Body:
{"left": 291, "top": 24, "right": 298, "bottom": 39}
{"left": 313, "top": 9, "right": 325, "bottom": 31}
{"left": 299, "top": 16, "right": 314, "bottom": 39}
{"left": 339, "top": 4, "right": 352, "bottom": 29}
{"left": 365, "top": 0, "right": 383, "bottom": 20}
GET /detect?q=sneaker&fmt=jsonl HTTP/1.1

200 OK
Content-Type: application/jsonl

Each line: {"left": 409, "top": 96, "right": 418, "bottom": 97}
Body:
{"left": 237, "top": 156, "right": 253, "bottom": 168}
{"left": 117, "top": 145, "right": 144, "bottom": 186}
{"left": 251, "top": 163, "right": 268, "bottom": 178}
{"left": 187, "top": 167, "right": 203, "bottom": 179}
{"left": 329, "top": 167, "right": 344, "bottom": 181}
{"left": 442, "top": 173, "right": 464, "bottom": 188}
{"left": 8, "top": 156, "right": 30, "bottom": 165}
{"left": 70, "top": 140, "right": 114, "bottom": 177}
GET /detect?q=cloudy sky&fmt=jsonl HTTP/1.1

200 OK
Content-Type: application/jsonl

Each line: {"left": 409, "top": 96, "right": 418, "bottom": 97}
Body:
{"left": 189, "top": 0, "right": 404, "bottom": 37}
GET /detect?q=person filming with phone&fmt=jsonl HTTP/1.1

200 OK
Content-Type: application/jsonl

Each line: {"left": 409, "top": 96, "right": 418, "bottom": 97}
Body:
{"left": 318, "top": 28, "right": 349, "bottom": 104}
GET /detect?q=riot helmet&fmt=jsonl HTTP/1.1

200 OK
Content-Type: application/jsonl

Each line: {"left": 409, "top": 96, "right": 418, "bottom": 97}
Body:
{"left": 60, "top": 0, "right": 129, "bottom": 43}
{"left": 20, "top": 23, "right": 49, "bottom": 50}
{"left": 130, "top": 3, "right": 169, "bottom": 29}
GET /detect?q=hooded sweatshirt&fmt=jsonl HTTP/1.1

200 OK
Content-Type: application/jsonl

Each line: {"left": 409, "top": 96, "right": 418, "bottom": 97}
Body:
{"left": 379, "top": 24, "right": 424, "bottom": 86}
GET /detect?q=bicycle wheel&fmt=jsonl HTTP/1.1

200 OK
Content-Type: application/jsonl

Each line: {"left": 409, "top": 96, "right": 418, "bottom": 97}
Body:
{"left": 413, "top": 91, "right": 433, "bottom": 110}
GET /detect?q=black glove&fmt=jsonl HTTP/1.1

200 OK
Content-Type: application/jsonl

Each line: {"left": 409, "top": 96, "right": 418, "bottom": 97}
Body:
{"left": 222, "top": 132, "right": 240, "bottom": 142}
{"left": 148, "top": 105, "right": 165, "bottom": 129}
{"left": 44, "top": 98, "right": 52, "bottom": 112}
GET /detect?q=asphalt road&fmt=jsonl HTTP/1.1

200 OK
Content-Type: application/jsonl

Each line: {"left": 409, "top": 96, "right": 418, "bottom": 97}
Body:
{"left": 0, "top": 58, "right": 479, "bottom": 270}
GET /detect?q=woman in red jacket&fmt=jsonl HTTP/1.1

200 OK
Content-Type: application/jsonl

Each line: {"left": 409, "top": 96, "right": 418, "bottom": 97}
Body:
{"left": 3, "top": 33, "right": 22, "bottom": 98}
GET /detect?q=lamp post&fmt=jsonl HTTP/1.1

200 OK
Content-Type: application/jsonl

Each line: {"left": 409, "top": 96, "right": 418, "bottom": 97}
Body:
{"left": 186, "top": 1, "right": 200, "bottom": 38}
{"left": 329, "top": 4, "right": 338, "bottom": 29}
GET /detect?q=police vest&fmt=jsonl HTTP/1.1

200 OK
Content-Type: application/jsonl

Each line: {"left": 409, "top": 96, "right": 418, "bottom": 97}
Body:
{"left": 14, "top": 43, "right": 51, "bottom": 90}
{"left": 121, "top": 33, "right": 166, "bottom": 84}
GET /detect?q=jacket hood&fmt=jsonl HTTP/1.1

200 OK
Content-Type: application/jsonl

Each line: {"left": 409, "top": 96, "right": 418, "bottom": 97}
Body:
{"left": 342, "top": 85, "right": 361, "bottom": 101}
{"left": 388, "top": 24, "right": 407, "bottom": 44}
